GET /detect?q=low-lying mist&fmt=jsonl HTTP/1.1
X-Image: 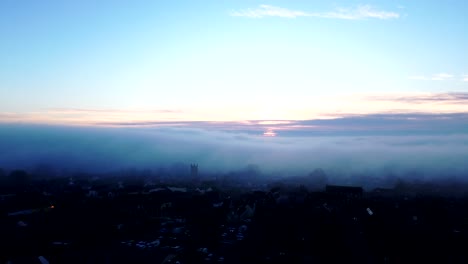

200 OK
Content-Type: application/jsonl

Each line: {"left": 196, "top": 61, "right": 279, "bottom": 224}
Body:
{"left": 0, "top": 122, "right": 467, "bottom": 186}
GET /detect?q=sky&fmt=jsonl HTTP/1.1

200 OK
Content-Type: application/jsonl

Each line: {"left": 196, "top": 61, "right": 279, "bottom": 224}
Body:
{"left": 1, "top": 1, "right": 468, "bottom": 178}
{"left": 0, "top": 0, "right": 467, "bottom": 124}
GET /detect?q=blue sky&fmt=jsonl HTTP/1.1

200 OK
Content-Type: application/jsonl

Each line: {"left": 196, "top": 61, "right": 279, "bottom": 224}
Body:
{"left": 1, "top": 1, "right": 468, "bottom": 176}
{"left": 0, "top": 0, "right": 467, "bottom": 124}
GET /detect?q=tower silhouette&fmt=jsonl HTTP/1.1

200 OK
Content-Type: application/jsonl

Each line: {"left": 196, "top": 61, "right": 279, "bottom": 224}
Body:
{"left": 190, "top": 164, "right": 198, "bottom": 178}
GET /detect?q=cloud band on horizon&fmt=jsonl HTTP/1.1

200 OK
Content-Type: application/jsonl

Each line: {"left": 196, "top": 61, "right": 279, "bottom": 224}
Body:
{"left": 2, "top": 92, "right": 468, "bottom": 125}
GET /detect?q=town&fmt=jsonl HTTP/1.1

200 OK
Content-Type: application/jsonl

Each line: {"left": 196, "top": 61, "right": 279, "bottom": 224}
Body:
{"left": 1, "top": 165, "right": 467, "bottom": 263}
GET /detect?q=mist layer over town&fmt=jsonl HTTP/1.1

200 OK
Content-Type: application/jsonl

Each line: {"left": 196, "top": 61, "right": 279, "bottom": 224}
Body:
{"left": 2, "top": 113, "right": 468, "bottom": 189}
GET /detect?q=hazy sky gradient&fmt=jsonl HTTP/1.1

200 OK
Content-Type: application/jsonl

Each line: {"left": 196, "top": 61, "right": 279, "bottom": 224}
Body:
{"left": 1, "top": 2, "right": 467, "bottom": 180}
{"left": 1, "top": 0, "right": 467, "bottom": 124}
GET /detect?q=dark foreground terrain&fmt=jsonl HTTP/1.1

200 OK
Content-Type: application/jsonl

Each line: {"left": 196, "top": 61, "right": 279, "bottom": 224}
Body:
{"left": 1, "top": 171, "right": 468, "bottom": 264}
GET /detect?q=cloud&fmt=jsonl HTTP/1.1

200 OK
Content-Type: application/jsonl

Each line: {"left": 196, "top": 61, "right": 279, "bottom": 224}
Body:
{"left": 368, "top": 92, "right": 468, "bottom": 104}
{"left": 462, "top": 75, "right": 468, "bottom": 82}
{"left": 323, "top": 5, "right": 400, "bottom": 20}
{"left": 230, "top": 4, "right": 399, "bottom": 20}
{"left": 3, "top": 92, "right": 468, "bottom": 125}
{"left": 93, "top": 113, "right": 468, "bottom": 137}
{"left": 410, "top": 73, "right": 454, "bottom": 81}
{"left": 0, "top": 108, "right": 184, "bottom": 125}
{"left": 45, "top": 108, "right": 181, "bottom": 114}
{"left": 230, "top": 4, "right": 308, "bottom": 18}
{"left": 432, "top": 73, "right": 454, "bottom": 80}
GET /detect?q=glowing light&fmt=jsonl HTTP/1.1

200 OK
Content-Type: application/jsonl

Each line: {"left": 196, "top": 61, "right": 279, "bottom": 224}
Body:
{"left": 50, "top": 205, "right": 55, "bottom": 209}
{"left": 258, "top": 120, "right": 292, "bottom": 125}
{"left": 263, "top": 129, "right": 277, "bottom": 137}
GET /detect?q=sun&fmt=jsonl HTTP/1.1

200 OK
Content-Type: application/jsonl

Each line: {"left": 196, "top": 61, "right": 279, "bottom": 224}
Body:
{"left": 263, "top": 129, "right": 277, "bottom": 137}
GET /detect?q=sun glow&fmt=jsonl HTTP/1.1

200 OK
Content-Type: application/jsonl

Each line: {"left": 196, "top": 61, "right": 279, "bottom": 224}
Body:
{"left": 263, "top": 129, "right": 277, "bottom": 137}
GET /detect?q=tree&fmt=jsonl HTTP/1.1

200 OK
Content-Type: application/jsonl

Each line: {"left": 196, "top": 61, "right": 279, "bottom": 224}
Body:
{"left": 32, "top": 163, "right": 56, "bottom": 179}
{"left": 308, "top": 168, "right": 328, "bottom": 189}
{"left": 0, "top": 168, "right": 5, "bottom": 189}
{"left": 9, "top": 169, "right": 30, "bottom": 188}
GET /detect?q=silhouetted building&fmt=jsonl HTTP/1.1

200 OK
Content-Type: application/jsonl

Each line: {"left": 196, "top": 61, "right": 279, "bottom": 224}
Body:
{"left": 191, "top": 164, "right": 198, "bottom": 178}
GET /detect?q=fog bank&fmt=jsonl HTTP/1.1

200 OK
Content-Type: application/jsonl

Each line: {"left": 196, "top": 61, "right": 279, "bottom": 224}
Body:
{"left": 1, "top": 123, "right": 467, "bottom": 183}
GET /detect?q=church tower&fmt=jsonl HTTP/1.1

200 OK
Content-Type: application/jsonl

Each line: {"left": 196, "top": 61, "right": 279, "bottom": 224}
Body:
{"left": 190, "top": 164, "right": 198, "bottom": 178}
